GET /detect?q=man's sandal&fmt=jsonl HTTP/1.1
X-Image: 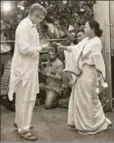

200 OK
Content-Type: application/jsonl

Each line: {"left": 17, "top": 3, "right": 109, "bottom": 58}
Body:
{"left": 13, "top": 123, "right": 33, "bottom": 129}
{"left": 18, "top": 131, "right": 38, "bottom": 141}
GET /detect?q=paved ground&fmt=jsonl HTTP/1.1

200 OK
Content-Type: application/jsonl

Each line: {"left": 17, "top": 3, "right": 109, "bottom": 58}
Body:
{"left": 1, "top": 104, "right": 114, "bottom": 142}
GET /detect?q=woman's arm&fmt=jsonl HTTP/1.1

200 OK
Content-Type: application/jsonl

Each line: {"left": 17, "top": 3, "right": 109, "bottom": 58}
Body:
{"left": 58, "top": 43, "right": 73, "bottom": 52}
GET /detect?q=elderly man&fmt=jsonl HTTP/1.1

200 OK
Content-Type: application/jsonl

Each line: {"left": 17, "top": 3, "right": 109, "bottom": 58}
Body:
{"left": 8, "top": 3, "right": 47, "bottom": 141}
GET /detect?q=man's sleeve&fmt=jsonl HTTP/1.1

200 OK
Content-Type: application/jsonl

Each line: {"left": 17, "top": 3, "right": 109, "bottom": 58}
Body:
{"left": 16, "top": 26, "right": 39, "bottom": 56}
{"left": 56, "top": 61, "right": 64, "bottom": 77}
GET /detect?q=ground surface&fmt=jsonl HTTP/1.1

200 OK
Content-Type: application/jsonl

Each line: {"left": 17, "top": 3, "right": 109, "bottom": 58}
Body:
{"left": 1, "top": 103, "right": 114, "bottom": 142}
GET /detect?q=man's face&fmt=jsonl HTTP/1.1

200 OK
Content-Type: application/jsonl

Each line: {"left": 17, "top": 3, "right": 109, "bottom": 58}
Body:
{"left": 1, "top": 20, "right": 6, "bottom": 31}
{"left": 77, "top": 31, "right": 85, "bottom": 43}
{"left": 73, "top": 13, "right": 80, "bottom": 23}
{"left": 54, "top": 20, "right": 60, "bottom": 28}
{"left": 31, "top": 11, "right": 45, "bottom": 25}
{"left": 48, "top": 51, "right": 57, "bottom": 61}
{"left": 17, "top": 14, "right": 23, "bottom": 24}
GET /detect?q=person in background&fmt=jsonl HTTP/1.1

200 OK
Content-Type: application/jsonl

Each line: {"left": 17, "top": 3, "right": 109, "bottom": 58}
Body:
{"left": 1, "top": 20, "right": 7, "bottom": 41}
{"left": 8, "top": 3, "right": 47, "bottom": 141}
{"left": 1, "top": 20, "right": 12, "bottom": 53}
{"left": 35, "top": 52, "right": 48, "bottom": 106}
{"left": 76, "top": 26, "right": 85, "bottom": 43}
{"left": 17, "top": 14, "right": 23, "bottom": 24}
{"left": 44, "top": 15, "right": 65, "bottom": 39}
{"left": 68, "top": 13, "right": 80, "bottom": 37}
{"left": 72, "top": 13, "right": 81, "bottom": 34}
{"left": 0, "top": 47, "right": 15, "bottom": 111}
{"left": 40, "top": 43, "right": 63, "bottom": 109}
{"left": 59, "top": 15, "right": 76, "bottom": 45}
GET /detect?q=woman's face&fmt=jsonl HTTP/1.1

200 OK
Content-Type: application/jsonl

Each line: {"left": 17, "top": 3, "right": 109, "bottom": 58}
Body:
{"left": 84, "top": 22, "right": 93, "bottom": 37}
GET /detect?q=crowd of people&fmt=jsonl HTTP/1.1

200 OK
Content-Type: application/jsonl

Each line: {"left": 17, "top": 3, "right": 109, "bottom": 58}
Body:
{"left": 0, "top": 2, "right": 112, "bottom": 141}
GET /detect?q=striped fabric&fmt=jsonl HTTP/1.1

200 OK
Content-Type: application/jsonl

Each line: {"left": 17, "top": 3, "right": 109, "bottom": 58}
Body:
{"left": 0, "top": 59, "right": 12, "bottom": 95}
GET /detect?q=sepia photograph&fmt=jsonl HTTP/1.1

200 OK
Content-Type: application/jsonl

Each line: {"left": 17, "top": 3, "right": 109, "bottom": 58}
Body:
{"left": 0, "top": 0, "right": 114, "bottom": 142}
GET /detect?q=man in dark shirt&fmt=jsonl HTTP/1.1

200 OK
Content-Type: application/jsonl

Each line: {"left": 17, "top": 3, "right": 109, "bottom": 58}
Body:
{"left": 40, "top": 43, "right": 63, "bottom": 109}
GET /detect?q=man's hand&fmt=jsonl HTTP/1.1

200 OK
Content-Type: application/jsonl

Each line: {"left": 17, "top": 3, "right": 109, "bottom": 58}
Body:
{"left": 51, "top": 42, "right": 61, "bottom": 47}
{"left": 50, "top": 68, "right": 56, "bottom": 74}
{"left": 39, "top": 83, "right": 45, "bottom": 90}
{"left": 41, "top": 43, "right": 49, "bottom": 51}
{"left": 58, "top": 44, "right": 66, "bottom": 51}
{"left": 40, "top": 70, "right": 47, "bottom": 77}
{"left": 46, "top": 72, "right": 50, "bottom": 77}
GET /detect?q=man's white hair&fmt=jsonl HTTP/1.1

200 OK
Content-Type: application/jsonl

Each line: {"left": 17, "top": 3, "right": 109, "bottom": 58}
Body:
{"left": 29, "top": 3, "right": 47, "bottom": 16}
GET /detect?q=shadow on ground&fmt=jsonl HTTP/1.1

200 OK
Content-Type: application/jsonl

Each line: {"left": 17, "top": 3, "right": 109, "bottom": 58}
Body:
{"left": 1, "top": 105, "right": 114, "bottom": 142}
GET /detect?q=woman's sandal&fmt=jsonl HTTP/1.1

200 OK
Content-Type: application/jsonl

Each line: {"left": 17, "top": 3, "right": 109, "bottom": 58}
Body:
{"left": 18, "top": 131, "right": 38, "bottom": 141}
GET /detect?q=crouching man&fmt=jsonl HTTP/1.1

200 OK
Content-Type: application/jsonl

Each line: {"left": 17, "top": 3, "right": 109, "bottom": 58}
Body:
{"left": 40, "top": 43, "right": 63, "bottom": 109}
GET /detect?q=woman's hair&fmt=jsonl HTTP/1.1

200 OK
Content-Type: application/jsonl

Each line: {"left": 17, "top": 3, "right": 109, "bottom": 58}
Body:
{"left": 88, "top": 20, "right": 103, "bottom": 37}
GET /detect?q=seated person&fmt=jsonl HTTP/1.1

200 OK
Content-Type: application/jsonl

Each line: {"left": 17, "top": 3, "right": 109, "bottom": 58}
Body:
{"left": 40, "top": 43, "right": 63, "bottom": 109}
{"left": 36, "top": 52, "right": 48, "bottom": 105}
{"left": 0, "top": 49, "right": 15, "bottom": 111}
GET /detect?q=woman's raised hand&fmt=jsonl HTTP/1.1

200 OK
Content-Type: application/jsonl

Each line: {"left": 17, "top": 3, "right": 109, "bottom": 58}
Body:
{"left": 50, "top": 42, "right": 67, "bottom": 51}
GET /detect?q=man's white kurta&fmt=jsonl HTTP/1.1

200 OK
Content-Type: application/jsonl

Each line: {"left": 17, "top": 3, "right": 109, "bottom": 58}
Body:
{"left": 8, "top": 17, "right": 41, "bottom": 101}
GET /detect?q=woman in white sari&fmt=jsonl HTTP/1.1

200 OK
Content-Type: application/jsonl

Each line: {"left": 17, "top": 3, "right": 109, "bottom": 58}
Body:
{"left": 60, "top": 20, "right": 112, "bottom": 135}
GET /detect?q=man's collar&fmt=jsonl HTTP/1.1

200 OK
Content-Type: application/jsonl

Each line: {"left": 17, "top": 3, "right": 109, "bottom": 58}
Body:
{"left": 27, "top": 17, "right": 36, "bottom": 28}
{"left": 47, "top": 58, "right": 57, "bottom": 64}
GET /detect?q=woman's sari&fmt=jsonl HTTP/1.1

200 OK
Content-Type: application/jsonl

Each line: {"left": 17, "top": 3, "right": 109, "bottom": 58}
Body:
{"left": 64, "top": 38, "right": 88, "bottom": 85}
{"left": 66, "top": 36, "right": 112, "bottom": 134}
